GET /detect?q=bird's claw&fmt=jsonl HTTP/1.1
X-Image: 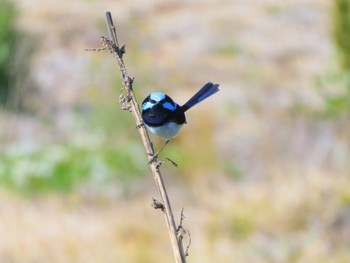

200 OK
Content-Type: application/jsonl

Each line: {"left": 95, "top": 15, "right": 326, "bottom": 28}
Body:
{"left": 147, "top": 153, "right": 158, "bottom": 164}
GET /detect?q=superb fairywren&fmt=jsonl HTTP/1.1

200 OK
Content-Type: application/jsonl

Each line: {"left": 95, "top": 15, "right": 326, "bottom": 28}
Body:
{"left": 141, "top": 82, "right": 220, "bottom": 160}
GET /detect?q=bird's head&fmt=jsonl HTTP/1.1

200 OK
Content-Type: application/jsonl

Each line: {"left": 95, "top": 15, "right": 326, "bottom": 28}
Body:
{"left": 142, "top": 92, "right": 178, "bottom": 112}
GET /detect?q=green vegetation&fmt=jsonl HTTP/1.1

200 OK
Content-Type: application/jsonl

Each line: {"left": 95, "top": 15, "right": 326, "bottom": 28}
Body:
{"left": 333, "top": 0, "right": 350, "bottom": 69}
{"left": 0, "top": 0, "right": 17, "bottom": 105}
{"left": 319, "top": 0, "right": 350, "bottom": 116}
{"left": 0, "top": 77, "right": 150, "bottom": 195}
{"left": 215, "top": 43, "right": 241, "bottom": 57}
{"left": 0, "top": 140, "right": 146, "bottom": 194}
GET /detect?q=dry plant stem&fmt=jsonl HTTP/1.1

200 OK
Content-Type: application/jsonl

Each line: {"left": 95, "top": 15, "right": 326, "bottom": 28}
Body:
{"left": 104, "top": 12, "right": 187, "bottom": 263}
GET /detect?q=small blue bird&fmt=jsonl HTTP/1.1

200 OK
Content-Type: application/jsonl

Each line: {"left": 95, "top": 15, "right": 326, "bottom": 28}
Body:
{"left": 141, "top": 82, "right": 220, "bottom": 159}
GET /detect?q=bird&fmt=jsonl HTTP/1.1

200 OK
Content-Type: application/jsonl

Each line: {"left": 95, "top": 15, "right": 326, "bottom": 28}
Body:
{"left": 141, "top": 82, "right": 220, "bottom": 161}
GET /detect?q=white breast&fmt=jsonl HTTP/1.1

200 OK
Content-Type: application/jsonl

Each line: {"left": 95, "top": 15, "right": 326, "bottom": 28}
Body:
{"left": 146, "top": 122, "right": 183, "bottom": 140}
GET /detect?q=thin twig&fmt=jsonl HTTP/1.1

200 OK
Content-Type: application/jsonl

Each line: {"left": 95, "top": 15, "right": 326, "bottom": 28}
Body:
{"left": 105, "top": 12, "right": 119, "bottom": 46}
{"left": 177, "top": 208, "right": 191, "bottom": 257}
{"left": 94, "top": 11, "right": 187, "bottom": 263}
{"left": 185, "top": 231, "right": 192, "bottom": 257}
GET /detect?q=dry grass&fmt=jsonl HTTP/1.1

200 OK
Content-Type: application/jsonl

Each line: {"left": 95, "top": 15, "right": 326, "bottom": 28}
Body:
{"left": 1, "top": 169, "right": 349, "bottom": 262}
{"left": 0, "top": 192, "right": 173, "bottom": 263}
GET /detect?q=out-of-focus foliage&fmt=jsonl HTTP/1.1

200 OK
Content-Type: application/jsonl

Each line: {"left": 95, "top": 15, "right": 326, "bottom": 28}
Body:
{"left": 320, "top": 0, "right": 350, "bottom": 116}
{"left": 0, "top": 140, "right": 145, "bottom": 195}
{"left": 333, "top": 0, "right": 350, "bottom": 69}
{"left": 0, "top": 0, "right": 33, "bottom": 110}
{"left": 0, "top": 0, "right": 17, "bottom": 105}
{"left": 0, "top": 98, "right": 147, "bottom": 195}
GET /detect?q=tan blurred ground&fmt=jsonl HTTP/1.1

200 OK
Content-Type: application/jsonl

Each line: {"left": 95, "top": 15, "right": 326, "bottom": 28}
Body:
{"left": 1, "top": 0, "right": 350, "bottom": 262}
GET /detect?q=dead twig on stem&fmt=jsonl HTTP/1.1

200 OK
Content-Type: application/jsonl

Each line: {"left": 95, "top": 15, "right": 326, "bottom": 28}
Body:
{"left": 177, "top": 208, "right": 191, "bottom": 257}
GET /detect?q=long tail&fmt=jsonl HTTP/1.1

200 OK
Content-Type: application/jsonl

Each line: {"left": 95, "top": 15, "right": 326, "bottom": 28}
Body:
{"left": 181, "top": 82, "right": 220, "bottom": 112}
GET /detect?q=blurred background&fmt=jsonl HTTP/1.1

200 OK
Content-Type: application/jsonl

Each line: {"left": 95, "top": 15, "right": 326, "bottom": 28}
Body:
{"left": 0, "top": 0, "right": 349, "bottom": 262}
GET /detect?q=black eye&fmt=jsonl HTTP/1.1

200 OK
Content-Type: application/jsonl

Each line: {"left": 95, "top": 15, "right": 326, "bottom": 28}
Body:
{"left": 150, "top": 99, "right": 156, "bottom": 104}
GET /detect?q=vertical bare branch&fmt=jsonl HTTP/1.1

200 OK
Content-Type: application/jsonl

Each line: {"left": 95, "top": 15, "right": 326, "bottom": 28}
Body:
{"left": 102, "top": 11, "right": 187, "bottom": 263}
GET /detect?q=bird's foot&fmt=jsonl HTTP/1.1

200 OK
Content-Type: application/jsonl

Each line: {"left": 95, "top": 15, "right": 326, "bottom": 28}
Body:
{"left": 147, "top": 140, "right": 171, "bottom": 165}
{"left": 147, "top": 153, "right": 158, "bottom": 164}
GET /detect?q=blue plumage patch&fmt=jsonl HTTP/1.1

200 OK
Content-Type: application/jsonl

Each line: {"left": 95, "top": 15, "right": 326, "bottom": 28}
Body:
{"left": 163, "top": 101, "right": 177, "bottom": 111}
{"left": 142, "top": 101, "right": 154, "bottom": 110}
{"left": 150, "top": 92, "right": 165, "bottom": 102}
